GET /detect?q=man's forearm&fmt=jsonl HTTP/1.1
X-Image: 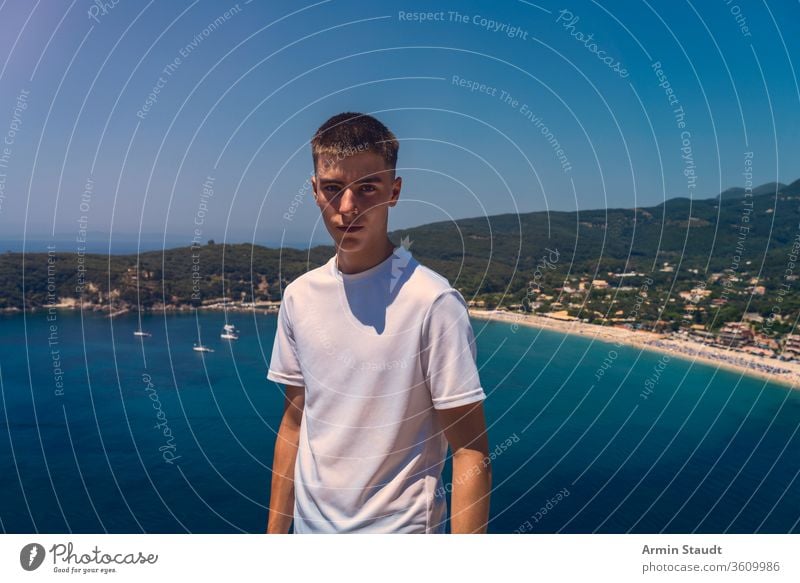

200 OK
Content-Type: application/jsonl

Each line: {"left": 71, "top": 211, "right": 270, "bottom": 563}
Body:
{"left": 449, "top": 450, "right": 491, "bottom": 533}
{"left": 267, "top": 419, "right": 299, "bottom": 533}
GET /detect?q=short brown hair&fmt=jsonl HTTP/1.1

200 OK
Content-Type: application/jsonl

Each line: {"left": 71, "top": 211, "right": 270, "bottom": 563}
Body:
{"left": 311, "top": 112, "right": 399, "bottom": 174}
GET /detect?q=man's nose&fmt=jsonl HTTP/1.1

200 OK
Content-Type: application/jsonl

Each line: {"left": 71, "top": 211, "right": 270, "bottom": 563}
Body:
{"left": 338, "top": 187, "right": 358, "bottom": 214}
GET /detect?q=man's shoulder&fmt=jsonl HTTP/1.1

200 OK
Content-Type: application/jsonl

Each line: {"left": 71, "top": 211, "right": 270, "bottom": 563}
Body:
{"left": 282, "top": 258, "right": 334, "bottom": 296}
{"left": 405, "top": 256, "right": 466, "bottom": 311}
{"left": 408, "top": 259, "right": 450, "bottom": 293}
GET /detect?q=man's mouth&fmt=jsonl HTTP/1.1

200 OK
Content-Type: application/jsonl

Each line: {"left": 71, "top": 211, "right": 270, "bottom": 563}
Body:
{"left": 336, "top": 224, "right": 364, "bottom": 233}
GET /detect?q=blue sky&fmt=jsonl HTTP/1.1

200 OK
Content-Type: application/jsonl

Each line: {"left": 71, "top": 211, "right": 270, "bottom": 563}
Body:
{"left": 0, "top": 0, "right": 798, "bottom": 249}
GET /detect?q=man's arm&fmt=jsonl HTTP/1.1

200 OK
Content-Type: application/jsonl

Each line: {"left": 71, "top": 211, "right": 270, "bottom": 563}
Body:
{"left": 437, "top": 401, "right": 491, "bottom": 533}
{"left": 267, "top": 384, "right": 304, "bottom": 534}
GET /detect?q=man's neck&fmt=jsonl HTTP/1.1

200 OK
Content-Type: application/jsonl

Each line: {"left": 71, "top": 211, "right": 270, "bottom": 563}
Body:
{"left": 336, "top": 238, "right": 396, "bottom": 275}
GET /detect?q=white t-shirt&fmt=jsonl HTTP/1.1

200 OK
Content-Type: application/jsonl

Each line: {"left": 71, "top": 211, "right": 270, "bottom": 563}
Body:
{"left": 267, "top": 244, "right": 486, "bottom": 533}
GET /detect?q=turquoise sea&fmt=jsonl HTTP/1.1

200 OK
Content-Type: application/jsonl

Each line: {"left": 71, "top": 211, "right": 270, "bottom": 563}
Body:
{"left": 1, "top": 310, "right": 798, "bottom": 533}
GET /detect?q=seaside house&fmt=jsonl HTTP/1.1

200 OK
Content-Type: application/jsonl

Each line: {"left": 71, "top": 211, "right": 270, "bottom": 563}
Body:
{"left": 688, "top": 324, "right": 715, "bottom": 343}
{"left": 717, "top": 322, "right": 754, "bottom": 348}
{"left": 752, "top": 333, "right": 779, "bottom": 352}
{"left": 782, "top": 334, "right": 800, "bottom": 360}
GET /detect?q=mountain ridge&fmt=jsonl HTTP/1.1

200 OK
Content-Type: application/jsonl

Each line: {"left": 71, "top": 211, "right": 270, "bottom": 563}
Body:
{"left": 1, "top": 179, "right": 798, "bottom": 337}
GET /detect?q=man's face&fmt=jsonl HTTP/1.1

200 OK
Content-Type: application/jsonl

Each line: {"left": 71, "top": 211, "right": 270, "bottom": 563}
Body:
{"left": 312, "top": 151, "right": 401, "bottom": 253}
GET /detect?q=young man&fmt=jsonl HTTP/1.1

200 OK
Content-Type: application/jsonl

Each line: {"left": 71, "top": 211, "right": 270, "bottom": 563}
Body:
{"left": 266, "top": 112, "right": 490, "bottom": 534}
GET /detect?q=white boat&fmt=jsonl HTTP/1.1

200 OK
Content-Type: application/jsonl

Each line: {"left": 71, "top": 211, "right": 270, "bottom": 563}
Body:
{"left": 220, "top": 323, "right": 239, "bottom": 340}
{"left": 134, "top": 311, "right": 151, "bottom": 336}
{"left": 193, "top": 323, "right": 214, "bottom": 352}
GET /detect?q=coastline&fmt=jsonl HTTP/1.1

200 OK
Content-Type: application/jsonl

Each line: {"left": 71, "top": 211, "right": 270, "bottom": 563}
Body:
{"left": 1, "top": 303, "right": 279, "bottom": 317}
{"left": 5, "top": 303, "right": 799, "bottom": 389}
{"left": 469, "top": 309, "right": 800, "bottom": 391}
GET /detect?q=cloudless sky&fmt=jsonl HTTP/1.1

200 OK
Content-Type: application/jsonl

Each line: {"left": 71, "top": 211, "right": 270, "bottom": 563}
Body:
{"left": 0, "top": 0, "right": 798, "bottom": 249}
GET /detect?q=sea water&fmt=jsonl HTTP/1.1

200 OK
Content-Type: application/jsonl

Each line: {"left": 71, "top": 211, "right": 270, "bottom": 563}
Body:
{"left": 0, "top": 311, "right": 797, "bottom": 533}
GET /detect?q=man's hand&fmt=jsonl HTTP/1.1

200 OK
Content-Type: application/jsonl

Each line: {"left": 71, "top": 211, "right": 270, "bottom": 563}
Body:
{"left": 267, "top": 385, "right": 304, "bottom": 533}
{"left": 437, "top": 401, "right": 491, "bottom": 533}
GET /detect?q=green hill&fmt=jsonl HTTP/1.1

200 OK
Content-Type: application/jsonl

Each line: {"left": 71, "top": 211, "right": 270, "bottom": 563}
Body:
{"left": 2, "top": 180, "right": 799, "bottom": 335}
{"left": 390, "top": 180, "right": 800, "bottom": 303}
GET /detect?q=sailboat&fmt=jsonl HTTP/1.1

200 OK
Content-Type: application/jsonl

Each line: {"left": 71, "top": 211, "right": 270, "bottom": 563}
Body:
{"left": 133, "top": 312, "right": 151, "bottom": 337}
{"left": 220, "top": 323, "right": 239, "bottom": 340}
{"left": 193, "top": 324, "right": 214, "bottom": 352}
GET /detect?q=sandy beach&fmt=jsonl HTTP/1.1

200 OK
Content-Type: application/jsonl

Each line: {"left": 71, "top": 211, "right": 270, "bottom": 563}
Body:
{"left": 469, "top": 309, "right": 800, "bottom": 390}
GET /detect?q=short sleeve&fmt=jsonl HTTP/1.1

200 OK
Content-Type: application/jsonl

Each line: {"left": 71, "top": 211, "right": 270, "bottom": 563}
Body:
{"left": 420, "top": 289, "right": 486, "bottom": 409}
{"left": 267, "top": 293, "right": 305, "bottom": 386}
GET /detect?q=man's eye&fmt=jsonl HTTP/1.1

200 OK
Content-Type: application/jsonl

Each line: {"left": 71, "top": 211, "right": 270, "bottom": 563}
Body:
{"left": 324, "top": 186, "right": 340, "bottom": 194}
{"left": 361, "top": 185, "right": 376, "bottom": 193}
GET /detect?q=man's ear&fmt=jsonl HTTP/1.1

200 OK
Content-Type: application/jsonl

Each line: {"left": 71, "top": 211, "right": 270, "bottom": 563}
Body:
{"left": 311, "top": 175, "right": 319, "bottom": 203}
{"left": 388, "top": 175, "right": 402, "bottom": 207}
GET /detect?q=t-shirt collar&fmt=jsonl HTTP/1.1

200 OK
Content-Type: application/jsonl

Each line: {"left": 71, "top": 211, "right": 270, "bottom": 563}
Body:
{"left": 330, "top": 245, "right": 410, "bottom": 282}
